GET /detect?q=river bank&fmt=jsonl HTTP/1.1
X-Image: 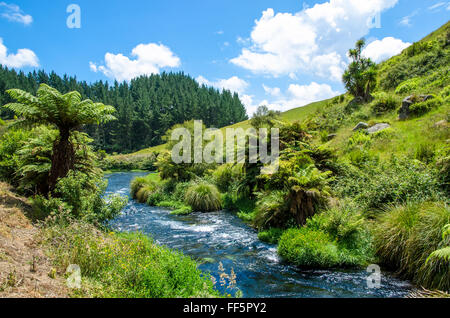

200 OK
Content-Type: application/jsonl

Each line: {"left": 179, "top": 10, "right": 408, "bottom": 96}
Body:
{"left": 107, "top": 172, "right": 414, "bottom": 298}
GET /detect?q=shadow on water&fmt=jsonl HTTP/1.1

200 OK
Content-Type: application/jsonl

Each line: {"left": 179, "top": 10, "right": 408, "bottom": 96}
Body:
{"left": 106, "top": 172, "right": 414, "bottom": 298}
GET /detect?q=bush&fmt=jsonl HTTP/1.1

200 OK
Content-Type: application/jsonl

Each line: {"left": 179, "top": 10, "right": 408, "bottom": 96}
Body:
{"left": 258, "top": 228, "right": 284, "bottom": 244}
{"left": 414, "top": 143, "right": 436, "bottom": 164}
{"left": 130, "top": 175, "right": 158, "bottom": 200}
{"left": 347, "top": 131, "right": 371, "bottom": 151}
{"left": 374, "top": 201, "right": 450, "bottom": 291}
{"left": 278, "top": 205, "right": 375, "bottom": 269}
{"left": 0, "top": 128, "right": 31, "bottom": 186}
{"left": 212, "top": 164, "right": 243, "bottom": 193}
{"left": 171, "top": 205, "right": 193, "bottom": 215}
{"left": 42, "top": 222, "right": 221, "bottom": 298}
{"left": 185, "top": 182, "right": 222, "bottom": 212}
{"left": 34, "top": 171, "right": 128, "bottom": 224}
{"left": 409, "top": 96, "right": 443, "bottom": 117}
{"left": 100, "top": 154, "right": 157, "bottom": 171}
{"left": 253, "top": 191, "right": 290, "bottom": 230}
{"left": 371, "top": 93, "right": 398, "bottom": 115}
{"left": 278, "top": 228, "right": 340, "bottom": 268}
{"left": 334, "top": 157, "right": 444, "bottom": 212}
{"left": 395, "top": 78, "right": 420, "bottom": 94}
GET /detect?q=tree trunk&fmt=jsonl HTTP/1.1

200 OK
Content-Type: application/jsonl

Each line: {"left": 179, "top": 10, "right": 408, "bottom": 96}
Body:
{"left": 48, "top": 128, "right": 75, "bottom": 193}
{"left": 289, "top": 189, "right": 317, "bottom": 226}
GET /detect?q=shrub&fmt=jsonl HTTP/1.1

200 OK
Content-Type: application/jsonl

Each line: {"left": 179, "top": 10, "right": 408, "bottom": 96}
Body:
{"left": 0, "top": 128, "right": 31, "bottom": 186}
{"left": 414, "top": 143, "right": 436, "bottom": 164}
{"left": 278, "top": 206, "right": 375, "bottom": 269}
{"left": 409, "top": 96, "right": 443, "bottom": 117}
{"left": 371, "top": 93, "right": 398, "bottom": 115}
{"left": 334, "top": 157, "right": 444, "bottom": 212}
{"left": 374, "top": 201, "right": 450, "bottom": 291}
{"left": 212, "top": 164, "right": 243, "bottom": 193}
{"left": 278, "top": 228, "right": 340, "bottom": 268}
{"left": 395, "top": 78, "right": 420, "bottom": 94}
{"left": 33, "top": 171, "right": 127, "bottom": 224}
{"left": 184, "top": 182, "right": 222, "bottom": 212}
{"left": 347, "top": 131, "right": 371, "bottom": 151}
{"left": 100, "top": 154, "right": 157, "bottom": 171}
{"left": 171, "top": 205, "right": 193, "bottom": 215}
{"left": 253, "top": 191, "right": 290, "bottom": 230}
{"left": 258, "top": 228, "right": 284, "bottom": 244}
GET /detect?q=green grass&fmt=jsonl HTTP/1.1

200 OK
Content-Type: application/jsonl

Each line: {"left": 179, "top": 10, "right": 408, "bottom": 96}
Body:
{"left": 185, "top": 182, "right": 222, "bottom": 212}
{"left": 374, "top": 201, "right": 450, "bottom": 291}
{"left": 43, "top": 221, "right": 221, "bottom": 298}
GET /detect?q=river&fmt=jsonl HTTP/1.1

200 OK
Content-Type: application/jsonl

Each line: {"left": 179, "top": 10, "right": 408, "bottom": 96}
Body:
{"left": 106, "top": 172, "right": 413, "bottom": 298}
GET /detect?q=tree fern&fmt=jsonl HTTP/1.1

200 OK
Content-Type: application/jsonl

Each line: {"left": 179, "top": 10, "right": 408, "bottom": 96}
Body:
{"left": 3, "top": 84, "right": 116, "bottom": 192}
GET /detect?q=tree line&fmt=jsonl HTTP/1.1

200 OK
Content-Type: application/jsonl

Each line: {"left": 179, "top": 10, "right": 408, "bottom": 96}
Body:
{"left": 0, "top": 65, "right": 248, "bottom": 153}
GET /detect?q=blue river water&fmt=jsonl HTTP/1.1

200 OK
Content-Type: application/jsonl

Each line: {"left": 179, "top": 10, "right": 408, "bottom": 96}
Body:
{"left": 106, "top": 172, "right": 414, "bottom": 298}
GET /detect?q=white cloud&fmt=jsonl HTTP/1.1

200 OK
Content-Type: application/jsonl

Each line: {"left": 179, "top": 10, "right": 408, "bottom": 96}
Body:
{"left": 231, "top": 0, "right": 399, "bottom": 80}
{"left": 196, "top": 75, "right": 249, "bottom": 95}
{"left": 262, "top": 84, "right": 281, "bottom": 97}
{"left": 428, "top": 2, "right": 447, "bottom": 10}
{"left": 362, "top": 37, "right": 411, "bottom": 63}
{"left": 399, "top": 10, "right": 418, "bottom": 27}
{"left": 0, "top": 2, "right": 32, "bottom": 25}
{"left": 265, "top": 82, "right": 340, "bottom": 112}
{"left": 90, "top": 43, "right": 181, "bottom": 82}
{"left": 0, "top": 38, "right": 39, "bottom": 68}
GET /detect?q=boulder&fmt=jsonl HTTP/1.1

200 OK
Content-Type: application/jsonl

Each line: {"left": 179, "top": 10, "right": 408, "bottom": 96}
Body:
{"left": 367, "top": 123, "right": 391, "bottom": 134}
{"left": 327, "top": 134, "right": 337, "bottom": 141}
{"left": 420, "top": 94, "right": 435, "bottom": 102}
{"left": 353, "top": 122, "right": 369, "bottom": 131}
{"left": 433, "top": 119, "right": 448, "bottom": 128}
{"left": 399, "top": 94, "right": 435, "bottom": 120}
{"left": 399, "top": 96, "right": 414, "bottom": 120}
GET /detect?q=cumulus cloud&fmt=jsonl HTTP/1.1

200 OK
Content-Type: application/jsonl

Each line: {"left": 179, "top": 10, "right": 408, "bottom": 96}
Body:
{"left": 262, "top": 84, "right": 281, "bottom": 97}
{"left": 90, "top": 43, "right": 181, "bottom": 82}
{"left": 0, "top": 38, "right": 39, "bottom": 68}
{"left": 196, "top": 75, "right": 249, "bottom": 95}
{"left": 231, "top": 0, "right": 399, "bottom": 80}
{"left": 0, "top": 2, "right": 32, "bottom": 25}
{"left": 362, "top": 37, "right": 411, "bottom": 63}
{"left": 265, "top": 82, "right": 340, "bottom": 112}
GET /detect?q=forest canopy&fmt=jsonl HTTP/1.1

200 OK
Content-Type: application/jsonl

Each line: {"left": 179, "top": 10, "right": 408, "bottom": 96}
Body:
{"left": 0, "top": 66, "right": 248, "bottom": 154}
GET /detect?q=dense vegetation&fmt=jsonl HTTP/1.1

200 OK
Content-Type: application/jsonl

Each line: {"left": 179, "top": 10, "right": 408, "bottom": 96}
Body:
{"left": 0, "top": 85, "right": 225, "bottom": 297}
{"left": 0, "top": 68, "right": 248, "bottom": 153}
{"left": 130, "top": 22, "right": 450, "bottom": 292}
{"left": 1, "top": 21, "right": 449, "bottom": 298}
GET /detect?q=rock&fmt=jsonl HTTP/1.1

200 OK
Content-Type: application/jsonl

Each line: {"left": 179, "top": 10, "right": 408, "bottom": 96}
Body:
{"left": 399, "top": 94, "right": 435, "bottom": 120}
{"left": 399, "top": 96, "right": 414, "bottom": 120}
{"left": 353, "top": 122, "right": 369, "bottom": 131}
{"left": 327, "top": 134, "right": 337, "bottom": 141}
{"left": 433, "top": 119, "right": 448, "bottom": 128}
{"left": 420, "top": 94, "right": 435, "bottom": 102}
{"left": 367, "top": 123, "right": 391, "bottom": 134}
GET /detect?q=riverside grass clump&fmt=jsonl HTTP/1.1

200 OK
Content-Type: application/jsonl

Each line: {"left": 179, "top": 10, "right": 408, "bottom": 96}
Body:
{"left": 374, "top": 201, "right": 450, "bottom": 291}
{"left": 42, "top": 221, "right": 221, "bottom": 298}
{"left": 278, "top": 205, "right": 374, "bottom": 268}
{"left": 184, "top": 182, "right": 222, "bottom": 212}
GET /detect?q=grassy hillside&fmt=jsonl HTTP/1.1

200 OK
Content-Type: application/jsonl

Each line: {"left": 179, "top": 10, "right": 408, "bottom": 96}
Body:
{"left": 123, "top": 21, "right": 449, "bottom": 160}
{"left": 128, "top": 21, "right": 450, "bottom": 292}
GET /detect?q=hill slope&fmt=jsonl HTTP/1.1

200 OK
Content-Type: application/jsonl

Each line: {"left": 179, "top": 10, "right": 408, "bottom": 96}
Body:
{"left": 125, "top": 21, "right": 449, "bottom": 158}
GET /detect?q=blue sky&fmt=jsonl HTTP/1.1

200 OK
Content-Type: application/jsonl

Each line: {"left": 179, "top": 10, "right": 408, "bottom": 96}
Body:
{"left": 0, "top": 1, "right": 449, "bottom": 115}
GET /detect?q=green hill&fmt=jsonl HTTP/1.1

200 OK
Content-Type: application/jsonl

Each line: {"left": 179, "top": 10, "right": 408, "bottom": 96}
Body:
{"left": 123, "top": 21, "right": 449, "bottom": 159}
